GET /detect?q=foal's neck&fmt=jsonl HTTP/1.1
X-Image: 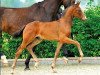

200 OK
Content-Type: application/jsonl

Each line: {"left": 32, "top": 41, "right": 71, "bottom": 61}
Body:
{"left": 59, "top": 8, "right": 74, "bottom": 26}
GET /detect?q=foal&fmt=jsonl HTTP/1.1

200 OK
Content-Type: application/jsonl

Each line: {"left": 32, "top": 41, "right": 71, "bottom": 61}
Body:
{"left": 12, "top": 2, "right": 87, "bottom": 73}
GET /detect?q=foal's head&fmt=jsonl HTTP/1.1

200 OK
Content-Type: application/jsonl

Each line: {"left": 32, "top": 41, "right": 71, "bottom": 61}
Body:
{"left": 72, "top": 2, "right": 87, "bottom": 20}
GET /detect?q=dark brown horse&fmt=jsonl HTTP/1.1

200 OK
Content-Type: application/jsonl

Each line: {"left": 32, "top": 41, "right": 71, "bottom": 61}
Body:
{"left": 11, "top": 2, "right": 87, "bottom": 73}
{"left": 1, "top": 0, "right": 75, "bottom": 36}
{"left": 0, "top": 8, "right": 5, "bottom": 36}
{"left": 1, "top": 0, "right": 75, "bottom": 70}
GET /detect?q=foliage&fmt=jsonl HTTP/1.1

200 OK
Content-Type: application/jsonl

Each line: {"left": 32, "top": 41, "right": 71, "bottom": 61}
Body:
{"left": 72, "top": 7, "right": 100, "bottom": 57}
{"left": 1, "top": 7, "right": 100, "bottom": 58}
{"left": 1, "top": 33, "right": 23, "bottom": 58}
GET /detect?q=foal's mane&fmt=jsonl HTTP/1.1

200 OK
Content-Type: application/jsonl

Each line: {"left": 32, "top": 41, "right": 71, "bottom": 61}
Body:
{"left": 62, "top": 4, "right": 75, "bottom": 16}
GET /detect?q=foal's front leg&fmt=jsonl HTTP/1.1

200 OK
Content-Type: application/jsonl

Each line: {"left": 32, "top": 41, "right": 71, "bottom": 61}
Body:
{"left": 62, "top": 37, "right": 84, "bottom": 63}
{"left": 51, "top": 42, "right": 63, "bottom": 73}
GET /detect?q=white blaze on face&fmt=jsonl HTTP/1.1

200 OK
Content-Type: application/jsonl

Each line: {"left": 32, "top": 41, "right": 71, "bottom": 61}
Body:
{"left": 82, "top": 9, "right": 87, "bottom": 20}
{"left": 1, "top": 55, "right": 8, "bottom": 64}
{"left": 79, "top": 6, "right": 87, "bottom": 20}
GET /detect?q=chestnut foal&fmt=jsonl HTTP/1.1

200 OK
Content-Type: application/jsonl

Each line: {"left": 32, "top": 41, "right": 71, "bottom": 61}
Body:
{"left": 12, "top": 2, "right": 87, "bottom": 73}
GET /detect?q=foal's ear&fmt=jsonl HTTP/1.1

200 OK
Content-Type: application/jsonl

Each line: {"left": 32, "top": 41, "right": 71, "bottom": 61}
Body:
{"left": 75, "top": 1, "right": 80, "bottom": 6}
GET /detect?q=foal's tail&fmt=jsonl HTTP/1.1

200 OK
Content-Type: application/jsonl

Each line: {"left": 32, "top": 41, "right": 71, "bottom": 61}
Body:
{"left": 13, "top": 26, "right": 25, "bottom": 38}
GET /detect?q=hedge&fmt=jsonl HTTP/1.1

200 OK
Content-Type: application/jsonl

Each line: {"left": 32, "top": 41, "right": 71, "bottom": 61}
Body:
{"left": 0, "top": 6, "right": 100, "bottom": 58}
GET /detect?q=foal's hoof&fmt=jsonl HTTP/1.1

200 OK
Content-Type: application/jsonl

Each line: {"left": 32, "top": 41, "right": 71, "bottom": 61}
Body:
{"left": 51, "top": 68, "right": 57, "bottom": 73}
{"left": 78, "top": 57, "right": 82, "bottom": 63}
{"left": 11, "top": 72, "right": 14, "bottom": 75}
{"left": 62, "top": 57, "right": 68, "bottom": 64}
{"left": 51, "top": 65, "right": 57, "bottom": 73}
{"left": 34, "top": 62, "right": 39, "bottom": 68}
{"left": 11, "top": 69, "right": 14, "bottom": 74}
{"left": 24, "top": 67, "right": 30, "bottom": 71}
{"left": 52, "top": 70, "right": 57, "bottom": 73}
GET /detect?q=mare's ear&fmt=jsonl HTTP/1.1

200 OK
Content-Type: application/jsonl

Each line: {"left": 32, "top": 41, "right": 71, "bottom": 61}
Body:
{"left": 71, "top": 0, "right": 75, "bottom": 5}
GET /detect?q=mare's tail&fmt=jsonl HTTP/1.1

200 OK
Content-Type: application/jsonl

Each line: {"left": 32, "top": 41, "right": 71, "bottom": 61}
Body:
{"left": 13, "top": 26, "right": 25, "bottom": 38}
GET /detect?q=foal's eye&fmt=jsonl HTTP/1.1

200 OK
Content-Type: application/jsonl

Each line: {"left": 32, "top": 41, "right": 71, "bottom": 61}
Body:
{"left": 78, "top": 10, "right": 81, "bottom": 12}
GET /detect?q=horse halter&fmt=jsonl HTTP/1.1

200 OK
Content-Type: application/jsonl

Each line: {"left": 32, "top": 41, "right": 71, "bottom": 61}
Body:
{"left": 52, "top": 0, "right": 65, "bottom": 20}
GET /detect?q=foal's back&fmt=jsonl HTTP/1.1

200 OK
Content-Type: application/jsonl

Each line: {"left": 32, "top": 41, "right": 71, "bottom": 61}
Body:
{"left": 24, "top": 21, "right": 67, "bottom": 41}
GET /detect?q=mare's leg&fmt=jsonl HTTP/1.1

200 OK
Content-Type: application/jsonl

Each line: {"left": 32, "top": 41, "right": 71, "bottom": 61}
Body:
{"left": 26, "top": 38, "right": 42, "bottom": 68}
{"left": 25, "top": 46, "right": 36, "bottom": 70}
{"left": 62, "top": 44, "right": 69, "bottom": 64}
{"left": 24, "top": 54, "right": 32, "bottom": 70}
{"left": 62, "top": 37, "right": 84, "bottom": 63}
{"left": 51, "top": 42, "right": 63, "bottom": 73}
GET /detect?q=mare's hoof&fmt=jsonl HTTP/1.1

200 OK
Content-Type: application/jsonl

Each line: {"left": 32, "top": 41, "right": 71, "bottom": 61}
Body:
{"left": 3, "top": 63, "right": 9, "bottom": 67}
{"left": 24, "top": 68, "right": 30, "bottom": 71}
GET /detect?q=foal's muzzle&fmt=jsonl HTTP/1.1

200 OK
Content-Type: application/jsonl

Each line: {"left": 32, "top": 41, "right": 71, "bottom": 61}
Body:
{"left": 82, "top": 16, "right": 87, "bottom": 21}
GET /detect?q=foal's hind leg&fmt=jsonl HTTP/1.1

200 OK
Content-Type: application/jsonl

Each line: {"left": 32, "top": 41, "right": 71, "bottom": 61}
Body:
{"left": 11, "top": 42, "right": 26, "bottom": 74}
{"left": 51, "top": 42, "right": 63, "bottom": 73}
{"left": 26, "top": 38, "right": 42, "bottom": 69}
{"left": 62, "top": 37, "right": 84, "bottom": 63}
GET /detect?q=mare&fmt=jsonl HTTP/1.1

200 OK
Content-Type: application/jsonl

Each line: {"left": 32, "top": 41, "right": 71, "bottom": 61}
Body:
{"left": 0, "top": 8, "right": 5, "bottom": 36}
{"left": 0, "top": 52, "right": 8, "bottom": 67}
{"left": 1, "top": 0, "right": 75, "bottom": 70}
{"left": 11, "top": 2, "right": 87, "bottom": 73}
{"left": 1, "top": 0, "right": 75, "bottom": 36}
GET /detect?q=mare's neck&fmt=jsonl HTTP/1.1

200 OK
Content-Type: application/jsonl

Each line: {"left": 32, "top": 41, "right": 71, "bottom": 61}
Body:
{"left": 43, "top": 0, "right": 61, "bottom": 16}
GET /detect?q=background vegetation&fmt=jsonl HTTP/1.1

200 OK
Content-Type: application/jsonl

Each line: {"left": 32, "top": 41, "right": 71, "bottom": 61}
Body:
{"left": 0, "top": 6, "right": 100, "bottom": 59}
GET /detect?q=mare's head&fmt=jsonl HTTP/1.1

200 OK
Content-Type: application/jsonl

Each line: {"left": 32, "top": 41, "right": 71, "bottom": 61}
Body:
{"left": 62, "top": 0, "right": 75, "bottom": 8}
{"left": 43, "top": 0, "right": 75, "bottom": 9}
{"left": 43, "top": 0, "right": 76, "bottom": 20}
{"left": 71, "top": 2, "right": 87, "bottom": 20}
